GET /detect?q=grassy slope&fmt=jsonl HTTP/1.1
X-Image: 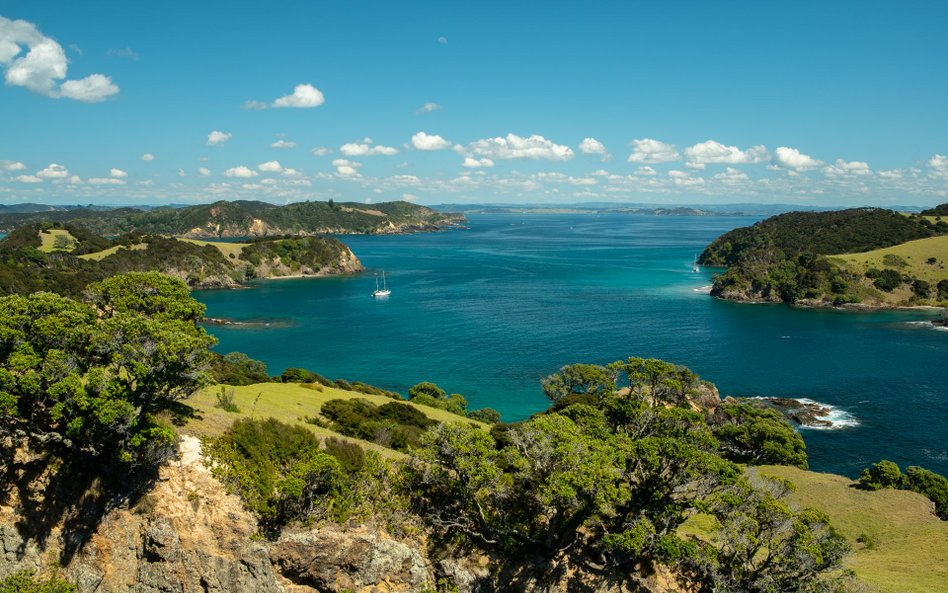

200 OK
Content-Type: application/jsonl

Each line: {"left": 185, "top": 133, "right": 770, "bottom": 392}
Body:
{"left": 37, "top": 229, "right": 76, "bottom": 252}
{"left": 77, "top": 243, "right": 147, "bottom": 261}
{"left": 182, "top": 382, "right": 486, "bottom": 460}
{"left": 179, "top": 238, "right": 249, "bottom": 258}
{"left": 830, "top": 235, "right": 948, "bottom": 284}
{"left": 758, "top": 465, "right": 948, "bottom": 593}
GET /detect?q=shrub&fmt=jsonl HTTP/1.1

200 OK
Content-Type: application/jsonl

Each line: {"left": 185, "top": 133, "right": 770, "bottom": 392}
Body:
{"left": 215, "top": 386, "right": 240, "bottom": 413}
{"left": 912, "top": 279, "right": 931, "bottom": 298}
{"left": 903, "top": 466, "right": 948, "bottom": 519}
{"left": 408, "top": 381, "right": 446, "bottom": 400}
{"left": 872, "top": 268, "right": 903, "bottom": 291}
{"left": 323, "top": 437, "right": 366, "bottom": 473}
{"left": 858, "top": 460, "right": 903, "bottom": 491}
{"left": 0, "top": 572, "right": 76, "bottom": 593}
{"left": 467, "top": 408, "right": 502, "bottom": 424}
{"left": 882, "top": 254, "right": 907, "bottom": 268}
{"left": 320, "top": 398, "right": 435, "bottom": 452}
{"left": 281, "top": 367, "right": 333, "bottom": 386}
{"left": 711, "top": 402, "right": 808, "bottom": 469}
{"left": 210, "top": 352, "right": 269, "bottom": 385}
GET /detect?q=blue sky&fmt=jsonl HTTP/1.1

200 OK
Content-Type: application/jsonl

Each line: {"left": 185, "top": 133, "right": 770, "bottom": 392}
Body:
{"left": 1, "top": 0, "right": 946, "bottom": 206}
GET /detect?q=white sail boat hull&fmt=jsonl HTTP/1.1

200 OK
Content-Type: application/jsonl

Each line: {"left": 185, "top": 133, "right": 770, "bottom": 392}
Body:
{"left": 373, "top": 271, "right": 391, "bottom": 297}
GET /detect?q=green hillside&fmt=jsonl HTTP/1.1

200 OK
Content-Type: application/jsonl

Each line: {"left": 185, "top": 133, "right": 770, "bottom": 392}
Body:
{"left": 0, "top": 199, "right": 465, "bottom": 237}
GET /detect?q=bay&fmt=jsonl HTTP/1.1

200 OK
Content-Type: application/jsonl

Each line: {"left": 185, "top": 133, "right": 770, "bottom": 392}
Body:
{"left": 194, "top": 214, "right": 948, "bottom": 478}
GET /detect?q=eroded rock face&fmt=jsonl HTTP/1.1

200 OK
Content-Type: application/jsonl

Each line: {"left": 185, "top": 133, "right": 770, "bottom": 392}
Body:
{"left": 272, "top": 528, "right": 434, "bottom": 592}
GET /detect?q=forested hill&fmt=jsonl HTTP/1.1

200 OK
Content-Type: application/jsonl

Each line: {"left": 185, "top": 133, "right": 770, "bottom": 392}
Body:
{"left": 922, "top": 203, "right": 948, "bottom": 216}
{"left": 0, "top": 199, "right": 465, "bottom": 238}
{"left": 699, "top": 205, "right": 948, "bottom": 307}
{"left": 0, "top": 223, "right": 363, "bottom": 297}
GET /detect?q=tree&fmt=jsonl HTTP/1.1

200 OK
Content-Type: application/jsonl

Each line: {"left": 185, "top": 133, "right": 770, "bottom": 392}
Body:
{"left": 711, "top": 402, "right": 808, "bottom": 469}
{"left": 540, "top": 364, "right": 615, "bottom": 404}
{"left": 858, "top": 460, "right": 903, "bottom": 491}
{"left": 0, "top": 273, "right": 215, "bottom": 470}
{"left": 903, "top": 466, "right": 948, "bottom": 519}
{"left": 408, "top": 381, "right": 446, "bottom": 400}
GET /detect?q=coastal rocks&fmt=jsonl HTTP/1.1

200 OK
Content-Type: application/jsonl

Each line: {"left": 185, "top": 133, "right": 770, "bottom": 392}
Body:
{"left": 741, "top": 397, "right": 835, "bottom": 428}
{"left": 271, "top": 528, "right": 434, "bottom": 592}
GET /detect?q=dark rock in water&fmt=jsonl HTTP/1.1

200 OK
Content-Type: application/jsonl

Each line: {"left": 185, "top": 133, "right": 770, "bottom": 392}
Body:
{"left": 932, "top": 317, "right": 948, "bottom": 328}
{"left": 754, "top": 397, "right": 834, "bottom": 428}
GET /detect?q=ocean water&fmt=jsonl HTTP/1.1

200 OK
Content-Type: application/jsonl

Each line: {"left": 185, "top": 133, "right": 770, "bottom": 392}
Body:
{"left": 194, "top": 214, "right": 948, "bottom": 478}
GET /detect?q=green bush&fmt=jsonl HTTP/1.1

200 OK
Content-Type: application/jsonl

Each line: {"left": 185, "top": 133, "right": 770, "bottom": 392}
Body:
{"left": 408, "top": 381, "right": 446, "bottom": 400}
{"left": 903, "top": 466, "right": 948, "bottom": 519}
{"left": 467, "top": 408, "right": 502, "bottom": 424}
{"left": 281, "top": 367, "right": 333, "bottom": 386}
{"left": 320, "top": 398, "right": 434, "bottom": 451}
{"left": 858, "top": 460, "right": 903, "bottom": 491}
{"left": 215, "top": 386, "right": 240, "bottom": 413}
{"left": 323, "top": 437, "right": 366, "bottom": 473}
{"left": 872, "top": 268, "right": 903, "bottom": 291}
{"left": 210, "top": 352, "right": 269, "bottom": 385}
{"left": 711, "top": 402, "right": 808, "bottom": 469}
{"left": 0, "top": 571, "right": 76, "bottom": 593}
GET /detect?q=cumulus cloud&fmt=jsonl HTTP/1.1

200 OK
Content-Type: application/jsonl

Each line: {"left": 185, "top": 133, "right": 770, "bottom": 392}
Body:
{"left": 578, "top": 137, "right": 610, "bottom": 161}
{"left": 198, "top": 167, "right": 211, "bottom": 176}
{"left": 929, "top": 154, "right": 948, "bottom": 175}
{"left": 141, "top": 153, "right": 154, "bottom": 161}
{"left": 635, "top": 166, "right": 657, "bottom": 176}
{"left": 684, "top": 140, "right": 768, "bottom": 165}
{"left": 177, "top": 169, "right": 186, "bottom": 177}
{"left": 627, "top": 139, "right": 679, "bottom": 164}
{"left": 462, "top": 157, "right": 494, "bottom": 168}
{"left": 272, "top": 83, "right": 324, "bottom": 108}
{"left": 258, "top": 160, "right": 282, "bottom": 172}
{"left": 110, "top": 168, "right": 127, "bottom": 178}
{"left": 223, "top": 165, "right": 258, "bottom": 178}
{"left": 411, "top": 131, "right": 451, "bottom": 151}
{"left": 87, "top": 177, "right": 125, "bottom": 185}
{"left": 333, "top": 158, "right": 362, "bottom": 177}
{"left": 207, "top": 130, "right": 231, "bottom": 146}
{"left": 271, "top": 140, "right": 296, "bottom": 149}
{"left": 464, "top": 133, "right": 574, "bottom": 161}
{"left": 311, "top": 146, "right": 331, "bottom": 157}
{"left": 242, "top": 100, "right": 267, "bottom": 110}
{"left": 0, "top": 16, "right": 119, "bottom": 102}
{"left": 15, "top": 174, "right": 41, "bottom": 183}
{"left": 36, "top": 163, "right": 68, "bottom": 178}
{"left": 1, "top": 160, "right": 26, "bottom": 171}
{"left": 773, "top": 146, "right": 822, "bottom": 170}
{"left": 340, "top": 141, "right": 399, "bottom": 156}
{"left": 415, "top": 102, "right": 442, "bottom": 114}
{"left": 823, "top": 159, "right": 872, "bottom": 177}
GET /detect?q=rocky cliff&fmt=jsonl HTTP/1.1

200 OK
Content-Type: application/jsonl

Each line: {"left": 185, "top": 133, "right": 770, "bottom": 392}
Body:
{"left": 0, "top": 437, "right": 693, "bottom": 593}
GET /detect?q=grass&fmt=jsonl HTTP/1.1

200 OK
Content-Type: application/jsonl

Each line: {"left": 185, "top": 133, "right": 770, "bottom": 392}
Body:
{"left": 37, "top": 229, "right": 77, "bottom": 253}
{"left": 830, "top": 235, "right": 948, "bottom": 285}
{"left": 182, "top": 381, "right": 486, "bottom": 460}
{"left": 77, "top": 243, "right": 147, "bottom": 261}
{"left": 757, "top": 465, "right": 948, "bottom": 593}
{"left": 179, "top": 238, "right": 249, "bottom": 258}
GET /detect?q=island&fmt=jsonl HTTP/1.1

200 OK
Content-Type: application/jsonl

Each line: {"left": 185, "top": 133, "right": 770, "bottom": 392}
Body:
{"left": 699, "top": 203, "right": 948, "bottom": 308}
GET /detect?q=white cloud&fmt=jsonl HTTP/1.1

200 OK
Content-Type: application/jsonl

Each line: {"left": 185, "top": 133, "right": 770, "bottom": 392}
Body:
{"left": 340, "top": 141, "right": 399, "bottom": 156}
{"left": 258, "top": 160, "right": 282, "bottom": 172}
{"left": 684, "top": 140, "right": 768, "bottom": 165}
{"left": 823, "top": 159, "right": 872, "bottom": 177}
{"left": 224, "top": 165, "right": 258, "bottom": 178}
{"left": 242, "top": 100, "right": 268, "bottom": 110}
{"left": 402, "top": 193, "right": 419, "bottom": 202}
{"left": 773, "top": 146, "right": 822, "bottom": 170}
{"left": 333, "top": 158, "right": 362, "bottom": 177}
{"left": 411, "top": 131, "right": 451, "bottom": 151}
{"left": 140, "top": 153, "right": 155, "bottom": 161}
{"left": 198, "top": 167, "right": 211, "bottom": 176}
{"left": 87, "top": 177, "right": 125, "bottom": 185}
{"left": 36, "top": 163, "right": 68, "bottom": 178}
{"left": 635, "top": 166, "right": 657, "bottom": 176}
{"left": 272, "top": 83, "right": 324, "bottom": 108}
{"left": 106, "top": 47, "right": 138, "bottom": 60}
{"left": 311, "top": 146, "right": 331, "bottom": 157}
{"left": 0, "top": 16, "right": 119, "bottom": 102}
{"left": 579, "top": 137, "right": 610, "bottom": 161}
{"left": 110, "top": 168, "right": 127, "bottom": 178}
{"left": 462, "top": 157, "right": 494, "bottom": 168}
{"left": 464, "top": 133, "right": 574, "bottom": 161}
{"left": 282, "top": 167, "right": 301, "bottom": 177}
{"left": 667, "top": 169, "right": 705, "bottom": 186}
{"left": 415, "top": 102, "right": 442, "bottom": 114}
{"left": 271, "top": 140, "right": 296, "bottom": 149}
{"left": 929, "top": 154, "right": 948, "bottom": 175}
{"left": 713, "top": 167, "right": 750, "bottom": 182}
{"left": 177, "top": 168, "right": 186, "bottom": 177}
{"left": 207, "top": 130, "right": 232, "bottom": 146}
{"left": 15, "top": 174, "right": 41, "bottom": 183}
{"left": 437, "top": 36, "right": 448, "bottom": 44}
{"left": 627, "top": 138, "right": 679, "bottom": 163}
{"left": 1, "top": 160, "right": 26, "bottom": 171}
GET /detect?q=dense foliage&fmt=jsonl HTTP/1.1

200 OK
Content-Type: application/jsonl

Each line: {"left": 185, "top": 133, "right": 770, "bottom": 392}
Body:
{"left": 0, "top": 272, "right": 214, "bottom": 472}
{"left": 209, "top": 352, "right": 270, "bottom": 385}
{"left": 920, "top": 202, "right": 948, "bottom": 216}
{"left": 0, "top": 200, "right": 463, "bottom": 237}
{"left": 407, "top": 381, "right": 500, "bottom": 422}
{"left": 318, "top": 398, "right": 434, "bottom": 451}
{"left": 700, "top": 208, "right": 948, "bottom": 305}
{"left": 710, "top": 403, "right": 808, "bottom": 468}
{"left": 858, "top": 460, "right": 948, "bottom": 519}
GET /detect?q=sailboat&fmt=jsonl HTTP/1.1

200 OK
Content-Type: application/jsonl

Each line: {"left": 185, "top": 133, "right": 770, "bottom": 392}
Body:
{"left": 692, "top": 254, "right": 700, "bottom": 272}
{"left": 373, "top": 271, "right": 391, "bottom": 297}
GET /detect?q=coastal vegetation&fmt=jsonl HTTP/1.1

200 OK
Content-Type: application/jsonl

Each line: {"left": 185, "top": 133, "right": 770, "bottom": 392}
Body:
{"left": 0, "top": 199, "right": 465, "bottom": 238}
{"left": 0, "top": 223, "right": 362, "bottom": 297}
{"left": 700, "top": 205, "right": 948, "bottom": 306}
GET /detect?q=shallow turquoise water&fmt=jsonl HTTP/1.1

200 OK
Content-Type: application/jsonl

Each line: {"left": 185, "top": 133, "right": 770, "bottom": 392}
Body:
{"left": 194, "top": 214, "right": 948, "bottom": 477}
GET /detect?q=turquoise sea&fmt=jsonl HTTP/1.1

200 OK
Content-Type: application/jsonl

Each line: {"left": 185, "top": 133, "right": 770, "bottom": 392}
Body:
{"left": 194, "top": 214, "right": 948, "bottom": 478}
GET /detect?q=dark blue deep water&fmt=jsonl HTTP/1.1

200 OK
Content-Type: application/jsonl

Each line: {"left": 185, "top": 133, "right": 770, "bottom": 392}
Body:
{"left": 194, "top": 214, "right": 948, "bottom": 478}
